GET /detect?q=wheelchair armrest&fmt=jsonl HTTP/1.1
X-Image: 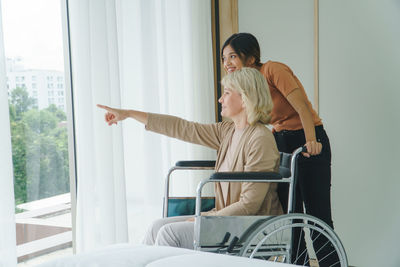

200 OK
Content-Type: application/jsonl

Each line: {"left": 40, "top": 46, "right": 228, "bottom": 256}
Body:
{"left": 175, "top": 160, "right": 216, "bottom": 168}
{"left": 195, "top": 171, "right": 282, "bottom": 216}
{"left": 209, "top": 171, "right": 282, "bottom": 181}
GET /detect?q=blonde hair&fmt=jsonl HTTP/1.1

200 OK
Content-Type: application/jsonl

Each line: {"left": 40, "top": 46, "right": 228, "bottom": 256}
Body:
{"left": 221, "top": 67, "right": 273, "bottom": 125}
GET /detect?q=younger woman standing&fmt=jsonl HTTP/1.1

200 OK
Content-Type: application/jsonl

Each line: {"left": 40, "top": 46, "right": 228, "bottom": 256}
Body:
{"left": 221, "top": 33, "right": 333, "bottom": 229}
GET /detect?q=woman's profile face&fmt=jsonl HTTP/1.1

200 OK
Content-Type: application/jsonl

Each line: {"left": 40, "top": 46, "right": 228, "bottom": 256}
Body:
{"left": 222, "top": 45, "right": 244, "bottom": 73}
{"left": 218, "top": 87, "right": 244, "bottom": 118}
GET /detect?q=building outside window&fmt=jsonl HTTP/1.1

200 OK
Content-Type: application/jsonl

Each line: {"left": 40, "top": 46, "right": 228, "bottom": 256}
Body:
{"left": 2, "top": 0, "right": 74, "bottom": 264}
{"left": 6, "top": 68, "right": 66, "bottom": 112}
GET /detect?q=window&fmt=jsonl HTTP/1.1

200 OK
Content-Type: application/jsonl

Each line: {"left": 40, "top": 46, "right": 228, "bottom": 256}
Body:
{"left": 2, "top": 0, "right": 74, "bottom": 264}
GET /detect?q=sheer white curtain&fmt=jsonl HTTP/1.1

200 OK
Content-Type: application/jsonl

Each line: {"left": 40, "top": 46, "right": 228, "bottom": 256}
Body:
{"left": 116, "top": 0, "right": 215, "bottom": 242}
{"left": 68, "top": 0, "right": 215, "bottom": 250}
{"left": 68, "top": 0, "right": 128, "bottom": 252}
{"left": 0, "top": 2, "right": 17, "bottom": 265}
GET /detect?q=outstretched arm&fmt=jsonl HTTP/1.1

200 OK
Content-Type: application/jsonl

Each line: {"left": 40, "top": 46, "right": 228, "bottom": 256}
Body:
{"left": 97, "top": 104, "right": 148, "bottom": 126}
{"left": 97, "top": 104, "right": 223, "bottom": 150}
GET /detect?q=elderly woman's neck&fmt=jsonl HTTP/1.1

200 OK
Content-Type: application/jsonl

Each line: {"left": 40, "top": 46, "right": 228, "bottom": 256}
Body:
{"left": 232, "top": 114, "right": 249, "bottom": 130}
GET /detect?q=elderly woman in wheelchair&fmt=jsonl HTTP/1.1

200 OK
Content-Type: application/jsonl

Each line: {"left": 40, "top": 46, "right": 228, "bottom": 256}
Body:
{"left": 98, "top": 67, "right": 348, "bottom": 266}
{"left": 98, "top": 67, "right": 282, "bottom": 244}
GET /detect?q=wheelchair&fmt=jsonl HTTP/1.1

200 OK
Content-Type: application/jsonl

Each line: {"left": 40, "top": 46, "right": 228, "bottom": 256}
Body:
{"left": 163, "top": 147, "right": 348, "bottom": 267}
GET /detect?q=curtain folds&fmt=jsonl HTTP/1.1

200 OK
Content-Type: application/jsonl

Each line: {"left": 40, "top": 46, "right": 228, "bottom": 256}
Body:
{"left": 68, "top": 0, "right": 128, "bottom": 252}
{"left": 116, "top": 0, "right": 216, "bottom": 242}
{"left": 68, "top": 0, "right": 215, "bottom": 250}
{"left": 0, "top": 1, "right": 18, "bottom": 265}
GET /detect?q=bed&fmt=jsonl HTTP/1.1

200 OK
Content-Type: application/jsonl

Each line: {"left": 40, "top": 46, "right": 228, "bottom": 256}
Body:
{"left": 37, "top": 244, "right": 296, "bottom": 267}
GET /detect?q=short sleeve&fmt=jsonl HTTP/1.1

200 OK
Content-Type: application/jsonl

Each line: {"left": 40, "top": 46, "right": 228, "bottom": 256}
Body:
{"left": 264, "top": 62, "right": 300, "bottom": 97}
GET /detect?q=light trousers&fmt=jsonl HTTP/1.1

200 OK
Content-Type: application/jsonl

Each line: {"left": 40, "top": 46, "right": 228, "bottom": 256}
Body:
{"left": 142, "top": 215, "right": 194, "bottom": 249}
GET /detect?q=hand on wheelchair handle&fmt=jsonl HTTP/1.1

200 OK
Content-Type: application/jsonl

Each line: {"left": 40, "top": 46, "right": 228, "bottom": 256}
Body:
{"left": 302, "top": 140, "right": 322, "bottom": 158}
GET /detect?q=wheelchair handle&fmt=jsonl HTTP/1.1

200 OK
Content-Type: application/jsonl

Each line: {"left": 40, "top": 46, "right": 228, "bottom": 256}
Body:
{"left": 287, "top": 146, "right": 305, "bottom": 213}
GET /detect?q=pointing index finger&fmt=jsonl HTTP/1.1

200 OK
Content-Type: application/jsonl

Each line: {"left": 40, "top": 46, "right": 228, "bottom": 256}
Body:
{"left": 97, "top": 104, "right": 111, "bottom": 111}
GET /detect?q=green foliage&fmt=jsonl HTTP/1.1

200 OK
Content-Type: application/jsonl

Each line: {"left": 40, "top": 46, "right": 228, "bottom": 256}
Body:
{"left": 46, "top": 104, "right": 67, "bottom": 121}
{"left": 10, "top": 87, "right": 35, "bottom": 120}
{"left": 8, "top": 87, "right": 70, "bottom": 206}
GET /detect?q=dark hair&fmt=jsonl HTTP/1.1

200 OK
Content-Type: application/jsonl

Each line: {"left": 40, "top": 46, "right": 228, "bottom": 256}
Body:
{"left": 221, "top": 33, "right": 262, "bottom": 67}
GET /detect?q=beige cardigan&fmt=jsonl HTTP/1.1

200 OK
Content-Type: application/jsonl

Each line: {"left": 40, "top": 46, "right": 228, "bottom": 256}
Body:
{"left": 146, "top": 113, "right": 283, "bottom": 216}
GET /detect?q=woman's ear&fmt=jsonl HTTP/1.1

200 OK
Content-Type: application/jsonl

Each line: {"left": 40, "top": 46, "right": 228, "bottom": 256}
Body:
{"left": 246, "top": 56, "right": 256, "bottom": 67}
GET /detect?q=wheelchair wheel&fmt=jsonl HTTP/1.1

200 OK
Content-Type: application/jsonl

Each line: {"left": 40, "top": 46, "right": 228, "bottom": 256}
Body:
{"left": 239, "top": 213, "right": 348, "bottom": 267}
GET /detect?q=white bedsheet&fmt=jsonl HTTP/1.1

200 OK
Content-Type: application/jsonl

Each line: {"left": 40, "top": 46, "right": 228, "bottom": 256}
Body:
{"left": 37, "top": 244, "right": 296, "bottom": 267}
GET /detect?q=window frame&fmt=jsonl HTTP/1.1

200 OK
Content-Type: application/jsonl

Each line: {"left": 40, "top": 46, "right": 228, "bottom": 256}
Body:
{"left": 61, "top": 0, "right": 77, "bottom": 254}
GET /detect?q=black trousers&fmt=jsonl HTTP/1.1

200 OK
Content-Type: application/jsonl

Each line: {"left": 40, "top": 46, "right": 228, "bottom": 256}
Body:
{"left": 274, "top": 126, "right": 337, "bottom": 266}
{"left": 274, "top": 125, "right": 333, "bottom": 227}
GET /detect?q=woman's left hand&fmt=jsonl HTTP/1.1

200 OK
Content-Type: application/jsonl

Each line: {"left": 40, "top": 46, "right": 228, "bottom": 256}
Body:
{"left": 303, "top": 140, "right": 322, "bottom": 157}
{"left": 186, "top": 217, "right": 195, "bottom": 222}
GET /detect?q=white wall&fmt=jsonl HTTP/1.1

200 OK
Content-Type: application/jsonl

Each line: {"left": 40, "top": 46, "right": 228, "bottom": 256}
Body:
{"left": 238, "top": 0, "right": 315, "bottom": 103}
{"left": 239, "top": 0, "right": 400, "bottom": 266}
{"left": 319, "top": 1, "right": 400, "bottom": 266}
